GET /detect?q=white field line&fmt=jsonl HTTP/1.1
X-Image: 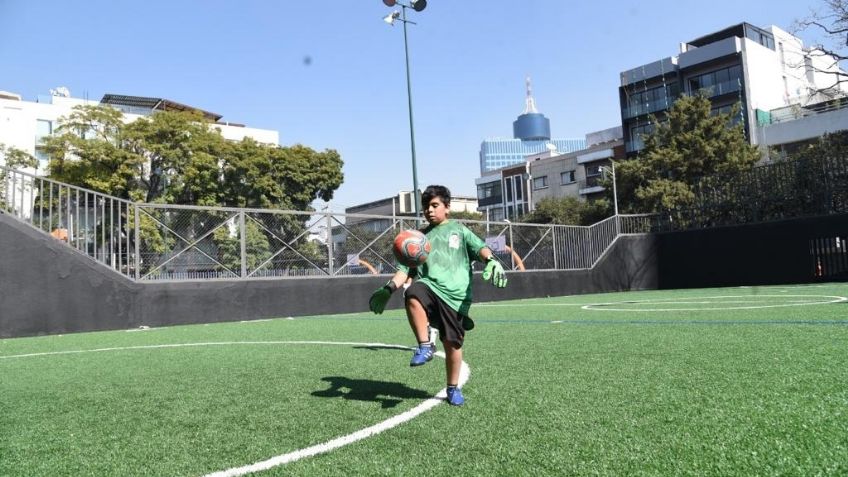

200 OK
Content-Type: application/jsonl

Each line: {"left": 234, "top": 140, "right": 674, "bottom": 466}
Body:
{"left": 581, "top": 295, "right": 847, "bottom": 312}
{"left": 477, "top": 295, "right": 847, "bottom": 312}
{"left": 0, "top": 341, "right": 469, "bottom": 476}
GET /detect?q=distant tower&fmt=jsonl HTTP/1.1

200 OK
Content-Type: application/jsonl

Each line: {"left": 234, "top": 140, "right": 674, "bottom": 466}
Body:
{"left": 512, "top": 76, "right": 551, "bottom": 141}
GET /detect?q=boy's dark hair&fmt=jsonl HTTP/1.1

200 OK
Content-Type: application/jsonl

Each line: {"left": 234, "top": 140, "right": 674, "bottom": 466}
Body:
{"left": 421, "top": 185, "right": 451, "bottom": 207}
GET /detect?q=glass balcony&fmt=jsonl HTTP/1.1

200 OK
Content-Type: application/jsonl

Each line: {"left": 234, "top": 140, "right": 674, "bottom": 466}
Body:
{"left": 625, "top": 138, "right": 645, "bottom": 153}
{"left": 622, "top": 97, "right": 675, "bottom": 119}
{"left": 696, "top": 79, "right": 741, "bottom": 98}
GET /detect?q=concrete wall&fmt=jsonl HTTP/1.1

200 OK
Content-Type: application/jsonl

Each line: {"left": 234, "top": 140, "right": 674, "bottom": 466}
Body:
{"left": 0, "top": 212, "right": 658, "bottom": 338}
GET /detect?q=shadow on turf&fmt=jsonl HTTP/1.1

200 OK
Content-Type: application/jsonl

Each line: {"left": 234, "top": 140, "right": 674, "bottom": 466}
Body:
{"left": 312, "top": 376, "right": 432, "bottom": 409}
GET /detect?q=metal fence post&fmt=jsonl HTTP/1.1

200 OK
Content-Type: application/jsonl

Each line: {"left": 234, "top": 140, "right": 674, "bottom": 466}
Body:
{"left": 508, "top": 222, "right": 515, "bottom": 270}
{"left": 134, "top": 204, "right": 140, "bottom": 280}
{"left": 551, "top": 224, "right": 558, "bottom": 270}
{"left": 239, "top": 211, "right": 247, "bottom": 278}
{"left": 326, "top": 211, "right": 334, "bottom": 275}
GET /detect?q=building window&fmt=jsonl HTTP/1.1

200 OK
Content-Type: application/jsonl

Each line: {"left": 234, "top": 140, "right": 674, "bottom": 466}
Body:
{"left": 36, "top": 119, "right": 53, "bottom": 141}
{"left": 778, "top": 42, "right": 785, "bottom": 67}
{"left": 628, "top": 123, "right": 655, "bottom": 152}
{"left": 533, "top": 176, "right": 548, "bottom": 190}
{"left": 477, "top": 181, "right": 502, "bottom": 199}
{"left": 688, "top": 65, "right": 742, "bottom": 97}
{"left": 804, "top": 57, "right": 815, "bottom": 83}
{"left": 35, "top": 149, "right": 50, "bottom": 171}
{"left": 711, "top": 104, "right": 743, "bottom": 125}
{"left": 585, "top": 165, "right": 603, "bottom": 177}
{"left": 515, "top": 177, "right": 523, "bottom": 200}
{"left": 625, "top": 83, "right": 679, "bottom": 118}
{"left": 561, "top": 171, "right": 575, "bottom": 184}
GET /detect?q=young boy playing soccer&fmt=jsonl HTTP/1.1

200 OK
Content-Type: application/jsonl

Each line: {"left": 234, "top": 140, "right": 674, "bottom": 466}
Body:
{"left": 368, "top": 185, "right": 507, "bottom": 406}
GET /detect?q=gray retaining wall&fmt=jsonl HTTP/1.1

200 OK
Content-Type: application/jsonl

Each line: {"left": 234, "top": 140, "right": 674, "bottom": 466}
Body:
{"left": 0, "top": 212, "right": 658, "bottom": 338}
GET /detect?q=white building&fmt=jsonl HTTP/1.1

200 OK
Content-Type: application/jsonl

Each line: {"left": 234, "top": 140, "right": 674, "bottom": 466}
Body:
{"left": 0, "top": 89, "right": 279, "bottom": 174}
{"left": 619, "top": 23, "right": 848, "bottom": 156}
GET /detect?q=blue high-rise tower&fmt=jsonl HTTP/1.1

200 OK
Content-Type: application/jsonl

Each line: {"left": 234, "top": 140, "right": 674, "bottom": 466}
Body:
{"left": 479, "top": 77, "right": 584, "bottom": 174}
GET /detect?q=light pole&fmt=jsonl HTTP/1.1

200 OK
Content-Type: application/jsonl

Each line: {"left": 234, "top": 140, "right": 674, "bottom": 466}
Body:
{"left": 382, "top": 0, "right": 426, "bottom": 218}
{"left": 602, "top": 160, "right": 619, "bottom": 216}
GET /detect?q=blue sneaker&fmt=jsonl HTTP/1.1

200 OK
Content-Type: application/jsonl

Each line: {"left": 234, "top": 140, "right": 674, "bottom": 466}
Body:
{"left": 410, "top": 343, "right": 435, "bottom": 367}
{"left": 446, "top": 386, "right": 465, "bottom": 406}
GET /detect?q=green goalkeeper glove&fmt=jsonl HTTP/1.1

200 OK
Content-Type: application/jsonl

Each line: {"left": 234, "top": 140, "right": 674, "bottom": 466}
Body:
{"left": 483, "top": 257, "right": 507, "bottom": 288}
{"left": 369, "top": 281, "right": 398, "bottom": 314}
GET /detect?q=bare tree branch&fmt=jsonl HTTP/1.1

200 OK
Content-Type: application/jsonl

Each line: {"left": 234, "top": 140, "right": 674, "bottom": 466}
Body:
{"left": 791, "top": 0, "right": 848, "bottom": 100}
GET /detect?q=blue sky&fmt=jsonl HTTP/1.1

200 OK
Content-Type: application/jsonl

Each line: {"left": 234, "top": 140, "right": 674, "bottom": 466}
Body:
{"left": 0, "top": 0, "right": 819, "bottom": 211}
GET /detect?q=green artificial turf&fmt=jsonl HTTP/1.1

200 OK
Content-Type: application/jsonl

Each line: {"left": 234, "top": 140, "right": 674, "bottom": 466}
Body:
{"left": 2, "top": 284, "right": 847, "bottom": 476}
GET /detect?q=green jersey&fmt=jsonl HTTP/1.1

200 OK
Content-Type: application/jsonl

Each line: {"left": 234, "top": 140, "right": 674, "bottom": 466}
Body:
{"left": 398, "top": 220, "right": 486, "bottom": 315}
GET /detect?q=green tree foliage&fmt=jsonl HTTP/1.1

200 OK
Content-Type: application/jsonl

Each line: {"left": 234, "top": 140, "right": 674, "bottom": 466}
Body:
{"left": 212, "top": 220, "right": 272, "bottom": 274}
{"left": 790, "top": 129, "right": 848, "bottom": 161}
{"left": 522, "top": 196, "right": 611, "bottom": 226}
{"left": 41, "top": 104, "right": 344, "bottom": 209}
{"left": 0, "top": 144, "right": 39, "bottom": 209}
{"left": 0, "top": 144, "right": 39, "bottom": 170}
{"left": 617, "top": 95, "right": 761, "bottom": 213}
{"left": 41, "top": 104, "right": 344, "bottom": 277}
{"left": 41, "top": 105, "right": 141, "bottom": 200}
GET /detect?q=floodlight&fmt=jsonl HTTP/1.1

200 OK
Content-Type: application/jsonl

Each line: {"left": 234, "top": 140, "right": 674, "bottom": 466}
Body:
{"left": 383, "top": 11, "right": 400, "bottom": 25}
{"left": 411, "top": 0, "right": 427, "bottom": 12}
{"left": 383, "top": 0, "right": 397, "bottom": 6}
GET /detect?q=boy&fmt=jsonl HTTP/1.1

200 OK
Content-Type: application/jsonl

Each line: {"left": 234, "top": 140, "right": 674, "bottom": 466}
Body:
{"left": 368, "top": 185, "right": 507, "bottom": 406}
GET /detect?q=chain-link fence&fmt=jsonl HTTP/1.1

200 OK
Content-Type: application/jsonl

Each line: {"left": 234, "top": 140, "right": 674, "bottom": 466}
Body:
{"left": 2, "top": 165, "right": 649, "bottom": 281}
{"left": 651, "top": 155, "right": 848, "bottom": 232}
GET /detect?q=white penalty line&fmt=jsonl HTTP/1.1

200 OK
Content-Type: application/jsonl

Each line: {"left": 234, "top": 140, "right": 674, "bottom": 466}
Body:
{"left": 0, "top": 341, "right": 469, "bottom": 476}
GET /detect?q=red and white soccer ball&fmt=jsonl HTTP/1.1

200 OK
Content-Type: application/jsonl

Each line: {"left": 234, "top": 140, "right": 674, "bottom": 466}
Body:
{"left": 393, "top": 229, "right": 431, "bottom": 267}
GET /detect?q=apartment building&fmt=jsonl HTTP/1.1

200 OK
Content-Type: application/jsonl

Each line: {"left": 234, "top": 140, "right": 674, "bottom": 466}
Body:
{"left": 0, "top": 89, "right": 279, "bottom": 174}
{"left": 619, "top": 23, "right": 848, "bottom": 157}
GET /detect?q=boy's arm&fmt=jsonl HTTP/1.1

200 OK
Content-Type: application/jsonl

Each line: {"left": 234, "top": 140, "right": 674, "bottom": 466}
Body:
{"left": 478, "top": 247, "right": 496, "bottom": 262}
{"left": 369, "top": 270, "right": 409, "bottom": 314}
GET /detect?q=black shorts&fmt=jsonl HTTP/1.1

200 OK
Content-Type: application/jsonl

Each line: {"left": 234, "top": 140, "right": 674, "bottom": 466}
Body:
{"left": 404, "top": 281, "right": 467, "bottom": 348}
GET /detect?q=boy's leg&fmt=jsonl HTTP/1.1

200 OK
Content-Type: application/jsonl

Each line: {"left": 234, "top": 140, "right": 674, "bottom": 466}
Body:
{"left": 443, "top": 339, "right": 465, "bottom": 406}
{"left": 406, "top": 295, "right": 435, "bottom": 367}
{"left": 405, "top": 296, "right": 430, "bottom": 343}
{"left": 443, "top": 339, "right": 462, "bottom": 388}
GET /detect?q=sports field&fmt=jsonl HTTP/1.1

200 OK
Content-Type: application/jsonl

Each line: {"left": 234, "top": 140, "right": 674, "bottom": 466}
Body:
{"left": 3, "top": 283, "right": 848, "bottom": 476}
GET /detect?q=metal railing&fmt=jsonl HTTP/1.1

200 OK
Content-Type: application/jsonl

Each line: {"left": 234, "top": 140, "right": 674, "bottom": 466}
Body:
{"left": 1, "top": 165, "right": 650, "bottom": 281}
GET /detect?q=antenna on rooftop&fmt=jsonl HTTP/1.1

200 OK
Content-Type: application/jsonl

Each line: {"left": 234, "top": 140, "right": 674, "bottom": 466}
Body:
{"left": 522, "top": 76, "right": 538, "bottom": 114}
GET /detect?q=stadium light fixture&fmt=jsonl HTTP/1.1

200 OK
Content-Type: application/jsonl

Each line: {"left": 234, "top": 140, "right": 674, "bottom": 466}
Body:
{"left": 383, "top": 11, "right": 400, "bottom": 25}
{"left": 381, "top": 0, "right": 427, "bottom": 218}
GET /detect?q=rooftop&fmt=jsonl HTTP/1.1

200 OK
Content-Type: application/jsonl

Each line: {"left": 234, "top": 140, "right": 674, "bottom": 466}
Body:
{"left": 100, "top": 94, "right": 223, "bottom": 121}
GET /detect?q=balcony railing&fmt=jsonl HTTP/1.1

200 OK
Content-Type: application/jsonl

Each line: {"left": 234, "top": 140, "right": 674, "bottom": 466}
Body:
{"left": 692, "top": 79, "right": 741, "bottom": 98}
{"left": 622, "top": 97, "right": 675, "bottom": 119}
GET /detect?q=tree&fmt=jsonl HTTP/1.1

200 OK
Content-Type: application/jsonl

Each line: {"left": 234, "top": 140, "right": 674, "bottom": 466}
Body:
{"left": 0, "top": 144, "right": 38, "bottom": 210}
{"left": 616, "top": 95, "right": 761, "bottom": 213}
{"left": 522, "top": 196, "right": 611, "bottom": 226}
{"left": 0, "top": 144, "right": 38, "bottom": 172}
{"left": 41, "top": 105, "right": 143, "bottom": 201}
{"left": 790, "top": 129, "right": 848, "bottom": 160}
{"left": 41, "top": 104, "right": 344, "bottom": 210}
{"left": 794, "top": 0, "right": 848, "bottom": 94}
{"left": 40, "top": 104, "right": 345, "bottom": 277}
{"left": 124, "top": 109, "right": 226, "bottom": 205}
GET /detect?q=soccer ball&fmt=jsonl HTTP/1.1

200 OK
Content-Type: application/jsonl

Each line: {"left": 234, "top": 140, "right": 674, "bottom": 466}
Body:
{"left": 393, "top": 229, "right": 431, "bottom": 267}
